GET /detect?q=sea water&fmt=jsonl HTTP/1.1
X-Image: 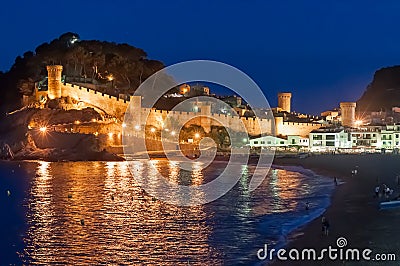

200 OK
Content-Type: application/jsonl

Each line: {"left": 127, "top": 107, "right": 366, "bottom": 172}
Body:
{"left": 0, "top": 160, "right": 334, "bottom": 265}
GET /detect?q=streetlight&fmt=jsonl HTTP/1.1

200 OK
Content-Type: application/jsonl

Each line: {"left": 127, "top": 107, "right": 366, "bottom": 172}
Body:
{"left": 355, "top": 120, "right": 363, "bottom": 127}
{"left": 107, "top": 74, "right": 114, "bottom": 88}
{"left": 39, "top": 126, "right": 47, "bottom": 133}
{"left": 194, "top": 133, "right": 200, "bottom": 139}
{"left": 150, "top": 127, "right": 156, "bottom": 133}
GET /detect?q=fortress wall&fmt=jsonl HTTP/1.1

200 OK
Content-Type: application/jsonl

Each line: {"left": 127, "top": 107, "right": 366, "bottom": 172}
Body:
{"left": 141, "top": 108, "right": 273, "bottom": 136}
{"left": 59, "top": 83, "right": 276, "bottom": 137}
{"left": 276, "top": 121, "right": 321, "bottom": 137}
{"left": 62, "top": 83, "right": 132, "bottom": 118}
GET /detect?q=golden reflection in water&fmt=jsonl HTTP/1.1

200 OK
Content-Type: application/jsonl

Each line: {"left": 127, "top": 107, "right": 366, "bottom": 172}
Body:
{"left": 168, "top": 161, "right": 179, "bottom": 184}
{"left": 23, "top": 160, "right": 220, "bottom": 265}
{"left": 237, "top": 165, "right": 251, "bottom": 216}
{"left": 270, "top": 169, "right": 302, "bottom": 212}
{"left": 24, "top": 161, "right": 54, "bottom": 262}
{"left": 191, "top": 162, "right": 203, "bottom": 186}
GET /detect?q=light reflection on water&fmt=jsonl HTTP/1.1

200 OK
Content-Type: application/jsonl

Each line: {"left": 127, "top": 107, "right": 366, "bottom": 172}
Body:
{"left": 16, "top": 161, "right": 333, "bottom": 265}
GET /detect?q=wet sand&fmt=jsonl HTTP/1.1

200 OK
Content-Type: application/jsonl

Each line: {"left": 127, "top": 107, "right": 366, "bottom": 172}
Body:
{"left": 271, "top": 154, "right": 400, "bottom": 265}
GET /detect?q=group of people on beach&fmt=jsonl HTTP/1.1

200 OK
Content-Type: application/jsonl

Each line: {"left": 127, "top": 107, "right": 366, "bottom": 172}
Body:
{"left": 351, "top": 166, "right": 359, "bottom": 176}
{"left": 375, "top": 183, "right": 394, "bottom": 199}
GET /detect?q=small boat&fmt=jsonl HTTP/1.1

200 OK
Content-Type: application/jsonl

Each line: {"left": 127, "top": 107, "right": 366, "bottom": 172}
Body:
{"left": 379, "top": 200, "right": 400, "bottom": 210}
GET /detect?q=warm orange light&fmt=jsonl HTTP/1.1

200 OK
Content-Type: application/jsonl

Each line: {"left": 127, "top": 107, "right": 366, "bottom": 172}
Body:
{"left": 39, "top": 126, "right": 47, "bottom": 133}
{"left": 355, "top": 120, "right": 363, "bottom": 126}
{"left": 91, "top": 118, "right": 97, "bottom": 122}
{"left": 108, "top": 132, "right": 113, "bottom": 139}
{"left": 135, "top": 125, "right": 140, "bottom": 130}
{"left": 122, "top": 123, "right": 127, "bottom": 128}
{"left": 75, "top": 120, "right": 81, "bottom": 124}
{"left": 194, "top": 133, "right": 200, "bottom": 139}
{"left": 171, "top": 131, "right": 176, "bottom": 136}
{"left": 107, "top": 74, "right": 114, "bottom": 81}
{"left": 150, "top": 128, "right": 156, "bottom": 133}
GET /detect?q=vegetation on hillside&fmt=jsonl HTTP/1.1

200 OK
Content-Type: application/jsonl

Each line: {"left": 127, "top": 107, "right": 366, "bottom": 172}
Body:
{"left": 0, "top": 32, "right": 165, "bottom": 115}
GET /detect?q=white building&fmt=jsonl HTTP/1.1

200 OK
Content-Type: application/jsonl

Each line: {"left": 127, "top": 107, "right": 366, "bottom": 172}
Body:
{"left": 349, "top": 125, "right": 400, "bottom": 151}
{"left": 309, "top": 128, "right": 352, "bottom": 151}
{"left": 287, "top": 135, "right": 309, "bottom": 147}
{"left": 249, "top": 136, "right": 287, "bottom": 148}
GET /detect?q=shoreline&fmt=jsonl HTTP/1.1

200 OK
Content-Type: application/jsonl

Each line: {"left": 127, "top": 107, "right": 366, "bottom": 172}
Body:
{"left": 271, "top": 154, "right": 400, "bottom": 265}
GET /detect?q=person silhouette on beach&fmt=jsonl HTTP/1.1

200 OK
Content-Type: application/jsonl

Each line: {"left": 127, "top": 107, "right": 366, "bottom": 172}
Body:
{"left": 375, "top": 186, "right": 380, "bottom": 198}
{"left": 334, "top": 177, "right": 338, "bottom": 186}
{"left": 321, "top": 216, "right": 330, "bottom": 236}
{"left": 305, "top": 202, "right": 310, "bottom": 211}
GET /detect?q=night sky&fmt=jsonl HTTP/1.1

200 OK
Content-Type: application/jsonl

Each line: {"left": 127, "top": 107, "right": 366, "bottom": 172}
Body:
{"left": 1, "top": 0, "right": 400, "bottom": 114}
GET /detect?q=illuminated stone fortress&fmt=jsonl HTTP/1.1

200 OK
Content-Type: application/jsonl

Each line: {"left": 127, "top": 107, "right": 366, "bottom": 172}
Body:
{"left": 23, "top": 65, "right": 324, "bottom": 148}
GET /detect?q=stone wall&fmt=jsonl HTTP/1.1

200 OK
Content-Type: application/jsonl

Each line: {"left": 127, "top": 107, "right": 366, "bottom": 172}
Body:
{"left": 274, "top": 117, "right": 321, "bottom": 137}
{"left": 62, "top": 83, "right": 135, "bottom": 118}
{"left": 60, "top": 82, "right": 324, "bottom": 137}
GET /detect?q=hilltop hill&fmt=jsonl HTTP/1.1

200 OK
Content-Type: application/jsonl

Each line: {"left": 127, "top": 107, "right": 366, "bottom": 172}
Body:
{"left": 357, "top": 66, "right": 400, "bottom": 112}
{"left": 0, "top": 32, "right": 164, "bottom": 115}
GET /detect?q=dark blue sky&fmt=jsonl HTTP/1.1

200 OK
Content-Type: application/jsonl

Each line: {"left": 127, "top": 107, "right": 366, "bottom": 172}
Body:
{"left": 1, "top": 0, "right": 400, "bottom": 114}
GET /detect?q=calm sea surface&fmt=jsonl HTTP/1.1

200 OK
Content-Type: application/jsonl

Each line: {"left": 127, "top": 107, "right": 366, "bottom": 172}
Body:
{"left": 0, "top": 160, "right": 334, "bottom": 265}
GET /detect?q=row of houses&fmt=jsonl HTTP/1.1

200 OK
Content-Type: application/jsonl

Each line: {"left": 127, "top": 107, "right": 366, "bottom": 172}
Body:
{"left": 249, "top": 125, "right": 400, "bottom": 152}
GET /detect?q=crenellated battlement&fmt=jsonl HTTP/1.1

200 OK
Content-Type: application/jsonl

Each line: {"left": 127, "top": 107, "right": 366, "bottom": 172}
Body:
{"left": 28, "top": 66, "right": 322, "bottom": 137}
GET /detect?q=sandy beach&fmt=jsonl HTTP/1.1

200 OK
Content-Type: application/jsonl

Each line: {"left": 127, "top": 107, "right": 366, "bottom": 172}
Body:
{"left": 271, "top": 154, "right": 400, "bottom": 265}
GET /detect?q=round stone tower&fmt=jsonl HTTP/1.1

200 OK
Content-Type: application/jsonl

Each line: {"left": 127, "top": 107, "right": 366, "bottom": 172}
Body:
{"left": 278, "top": 92, "right": 292, "bottom": 113}
{"left": 340, "top": 102, "right": 356, "bottom": 127}
{"left": 46, "top": 65, "right": 63, "bottom": 99}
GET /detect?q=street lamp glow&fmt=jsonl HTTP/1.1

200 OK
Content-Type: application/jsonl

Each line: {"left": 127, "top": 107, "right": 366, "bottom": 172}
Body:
{"left": 194, "top": 133, "right": 200, "bottom": 139}
{"left": 355, "top": 120, "right": 363, "bottom": 126}
{"left": 39, "top": 126, "right": 47, "bottom": 133}
{"left": 171, "top": 131, "right": 176, "bottom": 136}
{"left": 135, "top": 125, "right": 140, "bottom": 130}
{"left": 150, "top": 128, "right": 156, "bottom": 133}
{"left": 108, "top": 132, "right": 113, "bottom": 139}
{"left": 122, "top": 123, "right": 127, "bottom": 128}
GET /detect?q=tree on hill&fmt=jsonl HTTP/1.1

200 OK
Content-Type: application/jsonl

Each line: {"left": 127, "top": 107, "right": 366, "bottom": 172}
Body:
{"left": 0, "top": 32, "right": 165, "bottom": 115}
